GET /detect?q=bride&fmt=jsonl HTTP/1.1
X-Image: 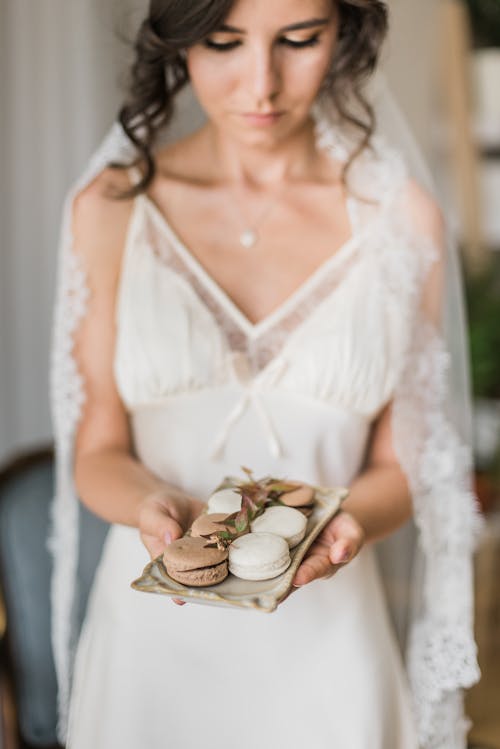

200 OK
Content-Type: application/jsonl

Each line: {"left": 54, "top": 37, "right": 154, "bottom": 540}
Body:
{"left": 49, "top": 0, "right": 481, "bottom": 747}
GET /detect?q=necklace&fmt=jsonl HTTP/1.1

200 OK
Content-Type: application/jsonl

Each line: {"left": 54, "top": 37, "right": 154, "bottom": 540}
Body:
{"left": 232, "top": 186, "right": 282, "bottom": 249}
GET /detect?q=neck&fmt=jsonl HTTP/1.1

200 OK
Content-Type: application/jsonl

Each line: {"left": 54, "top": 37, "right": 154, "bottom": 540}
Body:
{"left": 204, "top": 116, "right": 320, "bottom": 189}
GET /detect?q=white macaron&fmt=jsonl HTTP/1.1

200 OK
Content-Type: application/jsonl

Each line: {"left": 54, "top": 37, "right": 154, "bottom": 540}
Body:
{"left": 206, "top": 487, "right": 242, "bottom": 514}
{"left": 250, "top": 506, "right": 308, "bottom": 548}
{"left": 228, "top": 532, "right": 291, "bottom": 581}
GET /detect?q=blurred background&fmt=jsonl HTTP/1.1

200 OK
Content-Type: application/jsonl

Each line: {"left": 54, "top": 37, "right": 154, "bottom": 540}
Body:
{"left": 0, "top": 0, "right": 499, "bottom": 747}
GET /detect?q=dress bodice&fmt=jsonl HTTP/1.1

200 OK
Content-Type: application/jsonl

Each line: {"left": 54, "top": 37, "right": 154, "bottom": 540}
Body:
{"left": 113, "top": 160, "right": 429, "bottom": 470}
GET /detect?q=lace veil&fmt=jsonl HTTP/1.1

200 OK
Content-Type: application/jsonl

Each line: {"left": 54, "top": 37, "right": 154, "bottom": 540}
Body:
{"left": 48, "top": 72, "right": 483, "bottom": 748}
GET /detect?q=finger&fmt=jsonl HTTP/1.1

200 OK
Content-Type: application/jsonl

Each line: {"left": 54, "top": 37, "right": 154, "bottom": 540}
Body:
{"left": 146, "top": 512, "right": 184, "bottom": 543}
{"left": 329, "top": 512, "right": 365, "bottom": 548}
{"left": 140, "top": 529, "right": 179, "bottom": 561}
{"left": 329, "top": 540, "right": 355, "bottom": 566}
{"left": 139, "top": 504, "right": 184, "bottom": 551}
{"left": 140, "top": 532, "right": 166, "bottom": 560}
{"left": 324, "top": 514, "right": 365, "bottom": 565}
{"left": 292, "top": 553, "right": 335, "bottom": 587}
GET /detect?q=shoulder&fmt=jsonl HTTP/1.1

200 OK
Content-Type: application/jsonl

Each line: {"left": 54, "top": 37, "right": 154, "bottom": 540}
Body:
{"left": 71, "top": 166, "right": 136, "bottom": 283}
{"left": 401, "top": 178, "right": 445, "bottom": 230}
{"left": 73, "top": 166, "right": 135, "bottom": 238}
{"left": 391, "top": 177, "right": 447, "bottom": 252}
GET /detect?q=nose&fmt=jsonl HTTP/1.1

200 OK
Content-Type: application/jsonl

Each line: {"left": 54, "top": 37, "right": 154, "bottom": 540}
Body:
{"left": 246, "top": 44, "right": 281, "bottom": 107}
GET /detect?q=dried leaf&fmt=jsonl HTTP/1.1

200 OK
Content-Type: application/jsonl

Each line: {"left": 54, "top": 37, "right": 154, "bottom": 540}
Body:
{"left": 223, "top": 514, "right": 237, "bottom": 528}
{"left": 234, "top": 509, "right": 249, "bottom": 533}
{"left": 269, "top": 481, "right": 299, "bottom": 494}
{"left": 268, "top": 499, "right": 284, "bottom": 507}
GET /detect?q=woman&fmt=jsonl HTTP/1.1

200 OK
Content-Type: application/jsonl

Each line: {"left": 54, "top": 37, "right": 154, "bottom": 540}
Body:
{"left": 49, "top": 0, "right": 481, "bottom": 747}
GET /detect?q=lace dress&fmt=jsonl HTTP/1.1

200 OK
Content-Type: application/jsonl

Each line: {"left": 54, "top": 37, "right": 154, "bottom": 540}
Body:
{"left": 63, "top": 149, "right": 429, "bottom": 747}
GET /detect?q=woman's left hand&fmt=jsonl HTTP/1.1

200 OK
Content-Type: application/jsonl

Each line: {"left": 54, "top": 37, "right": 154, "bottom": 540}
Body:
{"left": 291, "top": 510, "right": 365, "bottom": 587}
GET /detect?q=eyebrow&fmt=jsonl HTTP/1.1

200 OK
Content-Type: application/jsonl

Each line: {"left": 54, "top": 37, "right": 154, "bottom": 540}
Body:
{"left": 217, "top": 17, "right": 331, "bottom": 34}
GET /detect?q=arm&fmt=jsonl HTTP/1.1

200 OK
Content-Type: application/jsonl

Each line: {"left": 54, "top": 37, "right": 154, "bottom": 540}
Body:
{"left": 341, "top": 401, "right": 412, "bottom": 545}
{"left": 71, "top": 170, "right": 203, "bottom": 559}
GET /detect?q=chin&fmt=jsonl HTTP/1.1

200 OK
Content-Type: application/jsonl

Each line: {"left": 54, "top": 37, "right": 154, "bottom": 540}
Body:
{"left": 227, "top": 114, "right": 307, "bottom": 148}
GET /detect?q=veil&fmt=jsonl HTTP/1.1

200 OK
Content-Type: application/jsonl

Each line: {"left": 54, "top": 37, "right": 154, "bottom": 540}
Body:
{"left": 48, "top": 72, "right": 483, "bottom": 748}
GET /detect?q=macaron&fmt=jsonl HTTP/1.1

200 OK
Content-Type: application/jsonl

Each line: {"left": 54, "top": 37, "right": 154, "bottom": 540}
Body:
{"left": 228, "top": 533, "right": 291, "bottom": 581}
{"left": 190, "top": 513, "right": 240, "bottom": 539}
{"left": 279, "top": 482, "right": 315, "bottom": 508}
{"left": 163, "top": 536, "right": 228, "bottom": 587}
{"left": 206, "top": 487, "right": 242, "bottom": 514}
{"left": 250, "top": 506, "right": 308, "bottom": 548}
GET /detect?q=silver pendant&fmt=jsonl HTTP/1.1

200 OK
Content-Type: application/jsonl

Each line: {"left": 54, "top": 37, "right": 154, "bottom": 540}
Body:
{"left": 239, "top": 229, "right": 257, "bottom": 249}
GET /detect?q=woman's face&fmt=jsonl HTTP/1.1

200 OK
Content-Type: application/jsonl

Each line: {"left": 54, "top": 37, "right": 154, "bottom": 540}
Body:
{"left": 186, "top": 0, "right": 339, "bottom": 147}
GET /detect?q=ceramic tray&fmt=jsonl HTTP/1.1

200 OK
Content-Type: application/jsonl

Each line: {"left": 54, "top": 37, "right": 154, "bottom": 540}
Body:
{"left": 131, "top": 485, "right": 348, "bottom": 613}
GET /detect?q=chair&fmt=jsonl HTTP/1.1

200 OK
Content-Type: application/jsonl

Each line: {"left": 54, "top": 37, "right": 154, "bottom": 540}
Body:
{"left": 0, "top": 448, "right": 109, "bottom": 748}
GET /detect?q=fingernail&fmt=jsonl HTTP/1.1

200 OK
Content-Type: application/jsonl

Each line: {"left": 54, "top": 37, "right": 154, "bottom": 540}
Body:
{"left": 333, "top": 547, "right": 350, "bottom": 564}
{"left": 164, "top": 531, "right": 172, "bottom": 545}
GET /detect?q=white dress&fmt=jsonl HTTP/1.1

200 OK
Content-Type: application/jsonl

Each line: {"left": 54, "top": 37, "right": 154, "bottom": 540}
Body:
{"left": 66, "top": 170, "right": 422, "bottom": 748}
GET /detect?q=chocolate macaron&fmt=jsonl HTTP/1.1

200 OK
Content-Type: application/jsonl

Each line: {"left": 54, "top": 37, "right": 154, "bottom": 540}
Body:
{"left": 279, "top": 482, "right": 315, "bottom": 508}
{"left": 190, "top": 513, "right": 242, "bottom": 540}
{"left": 163, "top": 536, "right": 228, "bottom": 587}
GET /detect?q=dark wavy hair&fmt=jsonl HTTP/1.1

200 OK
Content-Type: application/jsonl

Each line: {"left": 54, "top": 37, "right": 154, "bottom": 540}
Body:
{"left": 110, "top": 0, "right": 388, "bottom": 199}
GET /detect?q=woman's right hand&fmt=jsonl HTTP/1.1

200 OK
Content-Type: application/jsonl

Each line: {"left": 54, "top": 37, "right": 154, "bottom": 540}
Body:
{"left": 138, "top": 487, "right": 205, "bottom": 560}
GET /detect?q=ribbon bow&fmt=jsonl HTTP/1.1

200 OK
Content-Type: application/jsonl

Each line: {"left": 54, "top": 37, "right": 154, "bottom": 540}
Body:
{"left": 210, "top": 352, "right": 288, "bottom": 461}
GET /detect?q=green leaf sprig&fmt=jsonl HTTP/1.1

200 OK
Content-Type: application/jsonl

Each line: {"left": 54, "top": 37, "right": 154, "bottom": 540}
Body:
{"left": 202, "top": 466, "right": 301, "bottom": 549}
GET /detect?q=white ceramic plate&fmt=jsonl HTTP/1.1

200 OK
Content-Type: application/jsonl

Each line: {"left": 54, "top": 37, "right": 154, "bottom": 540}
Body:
{"left": 131, "top": 485, "right": 348, "bottom": 613}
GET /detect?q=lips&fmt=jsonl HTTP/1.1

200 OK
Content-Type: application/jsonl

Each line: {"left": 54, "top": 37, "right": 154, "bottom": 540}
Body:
{"left": 240, "top": 111, "right": 284, "bottom": 126}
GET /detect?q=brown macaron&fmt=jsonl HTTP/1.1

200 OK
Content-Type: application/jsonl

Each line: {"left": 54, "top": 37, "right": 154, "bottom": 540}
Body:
{"left": 163, "top": 536, "right": 229, "bottom": 587}
{"left": 190, "top": 513, "right": 237, "bottom": 539}
{"left": 279, "top": 482, "right": 315, "bottom": 508}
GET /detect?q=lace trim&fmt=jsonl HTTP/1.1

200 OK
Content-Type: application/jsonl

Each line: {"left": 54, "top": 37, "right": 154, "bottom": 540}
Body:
{"left": 48, "top": 210, "right": 91, "bottom": 742}
{"left": 143, "top": 211, "right": 369, "bottom": 374}
{"left": 393, "top": 321, "right": 483, "bottom": 747}
{"left": 51, "top": 251, "right": 89, "bottom": 438}
{"left": 48, "top": 123, "right": 141, "bottom": 742}
{"left": 140, "top": 212, "right": 436, "bottom": 410}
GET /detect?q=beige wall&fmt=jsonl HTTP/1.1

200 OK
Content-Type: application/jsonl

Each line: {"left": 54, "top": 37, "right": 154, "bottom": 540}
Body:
{"left": 0, "top": 1, "right": 140, "bottom": 463}
{"left": 382, "top": 0, "right": 438, "bottom": 161}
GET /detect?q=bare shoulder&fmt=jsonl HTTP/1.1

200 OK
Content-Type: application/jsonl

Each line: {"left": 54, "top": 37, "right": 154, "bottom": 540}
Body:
{"left": 71, "top": 166, "right": 136, "bottom": 280}
{"left": 398, "top": 177, "right": 446, "bottom": 244}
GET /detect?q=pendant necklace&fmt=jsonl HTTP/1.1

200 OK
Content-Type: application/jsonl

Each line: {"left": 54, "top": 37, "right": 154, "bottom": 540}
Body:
{"left": 233, "top": 187, "right": 282, "bottom": 249}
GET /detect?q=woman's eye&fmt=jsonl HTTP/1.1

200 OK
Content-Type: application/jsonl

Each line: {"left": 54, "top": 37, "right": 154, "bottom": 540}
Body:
{"left": 280, "top": 35, "right": 321, "bottom": 49}
{"left": 203, "top": 34, "right": 321, "bottom": 53}
{"left": 203, "top": 38, "right": 241, "bottom": 52}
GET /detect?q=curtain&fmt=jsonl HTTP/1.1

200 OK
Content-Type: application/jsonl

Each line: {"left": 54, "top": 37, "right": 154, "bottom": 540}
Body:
{"left": 0, "top": 0, "right": 145, "bottom": 464}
